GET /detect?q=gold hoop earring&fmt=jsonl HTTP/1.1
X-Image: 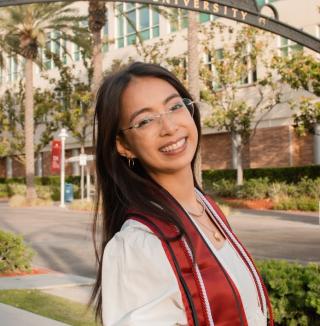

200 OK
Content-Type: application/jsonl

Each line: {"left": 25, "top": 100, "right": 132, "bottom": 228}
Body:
{"left": 128, "top": 157, "right": 135, "bottom": 168}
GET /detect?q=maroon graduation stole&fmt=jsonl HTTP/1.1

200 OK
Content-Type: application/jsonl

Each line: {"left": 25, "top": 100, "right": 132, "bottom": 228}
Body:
{"left": 126, "top": 191, "right": 273, "bottom": 326}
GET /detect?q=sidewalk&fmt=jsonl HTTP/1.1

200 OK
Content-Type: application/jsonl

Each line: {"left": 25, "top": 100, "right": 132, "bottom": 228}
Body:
{"left": 0, "top": 270, "right": 95, "bottom": 326}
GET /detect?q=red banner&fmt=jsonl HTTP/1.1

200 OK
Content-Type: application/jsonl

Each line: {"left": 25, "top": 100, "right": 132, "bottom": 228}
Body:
{"left": 51, "top": 140, "right": 61, "bottom": 173}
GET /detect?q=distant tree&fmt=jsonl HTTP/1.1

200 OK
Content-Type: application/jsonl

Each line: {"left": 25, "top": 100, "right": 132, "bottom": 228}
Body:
{"left": 201, "top": 23, "right": 285, "bottom": 185}
{"left": 272, "top": 53, "right": 320, "bottom": 136}
{"left": 88, "top": 0, "right": 107, "bottom": 94}
{"left": 0, "top": 3, "right": 81, "bottom": 199}
{"left": 0, "top": 84, "right": 60, "bottom": 163}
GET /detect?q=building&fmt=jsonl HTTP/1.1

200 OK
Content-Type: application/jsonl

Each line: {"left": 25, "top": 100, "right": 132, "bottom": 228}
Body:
{"left": 0, "top": 0, "right": 319, "bottom": 178}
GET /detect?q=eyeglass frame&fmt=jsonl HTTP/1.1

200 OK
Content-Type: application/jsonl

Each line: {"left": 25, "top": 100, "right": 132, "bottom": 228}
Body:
{"left": 119, "top": 98, "right": 196, "bottom": 133}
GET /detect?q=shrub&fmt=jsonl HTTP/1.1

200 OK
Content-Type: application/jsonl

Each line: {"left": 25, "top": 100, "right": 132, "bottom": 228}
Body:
{"left": 236, "top": 177, "right": 270, "bottom": 199}
{"left": 69, "top": 199, "right": 93, "bottom": 211}
{"left": 0, "top": 184, "right": 8, "bottom": 198}
{"left": 9, "top": 195, "right": 53, "bottom": 208}
{"left": 274, "top": 197, "right": 318, "bottom": 212}
{"left": 296, "top": 177, "right": 320, "bottom": 199}
{"left": 35, "top": 185, "right": 52, "bottom": 200}
{"left": 210, "top": 179, "right": 237, "bottom": 197}
{"left": 268, "top": 182, "right": 299, "bottom": 202}
{"left": 202, "top": 165, "right": 320, "bottom": 184}
{"left": 256, "top": 260, "right": 320, "bottom": 325}
{"left": 7, "top": 183, "right": 26, "bottom": 196}
{"left": 0, "top": 229, "right": 34, "bottom": 273}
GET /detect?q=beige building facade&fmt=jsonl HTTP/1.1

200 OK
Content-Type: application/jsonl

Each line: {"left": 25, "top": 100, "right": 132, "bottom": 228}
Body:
{"left": 0, "top": 0, "right": 319, "bottom": 178}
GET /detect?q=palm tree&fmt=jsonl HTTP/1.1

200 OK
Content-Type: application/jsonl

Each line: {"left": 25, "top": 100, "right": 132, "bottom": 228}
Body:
{"left": 187, "top": 11, "right": 202, "bottom": 185}
{"left": 0, "top": 3, "right": 80, "bottom": 200}
{"left": 88, "top": 0, "right": 106, "bottom": 95}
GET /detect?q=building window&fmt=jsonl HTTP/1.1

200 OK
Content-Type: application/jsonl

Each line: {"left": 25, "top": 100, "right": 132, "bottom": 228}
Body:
{"left": 73, "top": 20, "right": 89, "bottom": 62}
{"left": 278, "top": 37, "right": 303, "bottom": 57}
{"left": 204, "top": 49, "right": 224, "bottom": 90}
{"left": 116, "top": 3, "right": 159, "bottom": 48}
{"left": 239, "top": 44, "right": 257, "bottom": 85}
{"left": 44, "top": 31, "right": 67, "bottom": 69}
{"left": 169, "top": 8, "right": 188, "bottom": 32}
{"left": 8, "top": 56, "right": 20, "bottom": 82}
{"left": 199, "top": 13, "right": 216, "bottom": 24}
{"left": 102, "top": 15, "right": 109, "bottom": 53}
{"left": 256, "top": 0, "right": 276, "bottom": 6}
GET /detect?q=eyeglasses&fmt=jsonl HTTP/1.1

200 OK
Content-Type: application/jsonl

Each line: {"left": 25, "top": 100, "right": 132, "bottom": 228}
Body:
{"left": 120, "top": 98, "right": 195, "bottom": 132}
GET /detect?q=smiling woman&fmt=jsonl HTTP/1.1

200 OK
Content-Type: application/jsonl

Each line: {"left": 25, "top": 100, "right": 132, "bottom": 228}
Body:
{"left": 90, "top": 62, "right": 274, "bottom": 326}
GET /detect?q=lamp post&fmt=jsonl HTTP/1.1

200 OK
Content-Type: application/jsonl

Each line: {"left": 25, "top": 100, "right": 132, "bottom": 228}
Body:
{"left": 59, "top": 128, "right": 68, "bottom": 208}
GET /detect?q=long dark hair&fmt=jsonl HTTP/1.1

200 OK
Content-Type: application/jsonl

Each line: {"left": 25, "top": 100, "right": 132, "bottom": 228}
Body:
{"left": 90, "top": 62, "right": 202, "bottom": 322}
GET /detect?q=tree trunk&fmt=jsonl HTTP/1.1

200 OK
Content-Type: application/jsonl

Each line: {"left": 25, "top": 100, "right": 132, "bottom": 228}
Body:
{"left": 187, "top": 11, "right": 202, "bottom": 186}
{"left": 232, "top": 132, "right": 244, "bottom": 186}
{"left": 25, "top": 58, "right": 37, "bottom": 200}
{"left": 80, "top": 144, "right": 85, "bottom": 201}
{"left": 314, "top": 123, "right": 320, "bottom": 165}
{"left": 92, "top": 29, "right": 103, "bottom": 95}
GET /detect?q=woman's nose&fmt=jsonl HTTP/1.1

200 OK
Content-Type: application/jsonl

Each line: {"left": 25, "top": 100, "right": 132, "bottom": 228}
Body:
{"left": 159, "top": 112, "right": 178, "bottom": 135}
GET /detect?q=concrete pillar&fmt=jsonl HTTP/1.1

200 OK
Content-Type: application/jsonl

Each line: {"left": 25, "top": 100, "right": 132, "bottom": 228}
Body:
{"left": 314, "top": 123, "right": 320, "bottom": 165}
{"left": 36, "top": 152, "right": 43, "bottom": 177}
{"left": 6, "top": 156, "right": 12, "bottom": 178}
{"left": 72, "top": 148, "right": 80, "bottom": 176}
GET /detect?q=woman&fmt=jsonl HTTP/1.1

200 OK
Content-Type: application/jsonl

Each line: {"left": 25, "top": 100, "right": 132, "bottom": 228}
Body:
{"left": 91, "top": 62, "right": 273, "bottom": 326}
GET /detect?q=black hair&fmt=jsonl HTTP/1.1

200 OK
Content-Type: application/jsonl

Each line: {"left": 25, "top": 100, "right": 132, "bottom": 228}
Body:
{"left": 90, "top": 62, "right": 202, "bottom": 322}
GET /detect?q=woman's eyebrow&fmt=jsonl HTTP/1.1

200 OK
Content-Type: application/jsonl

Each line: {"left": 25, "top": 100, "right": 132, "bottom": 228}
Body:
{"left": 129, "top": 93, "right": 181, "bottom": 123}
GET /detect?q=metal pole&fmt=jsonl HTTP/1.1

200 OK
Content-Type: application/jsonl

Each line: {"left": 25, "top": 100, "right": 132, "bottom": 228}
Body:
{"left": 86, "top": 166, "right": 90, "bottom": 202}
{"left": 59, "top": 128, "right": 68, "bottom": 208}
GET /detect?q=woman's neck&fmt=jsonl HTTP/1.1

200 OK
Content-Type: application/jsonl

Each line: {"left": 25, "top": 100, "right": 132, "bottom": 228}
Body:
{"left": 150, "top": 167, "right": 199, "bottom": 210}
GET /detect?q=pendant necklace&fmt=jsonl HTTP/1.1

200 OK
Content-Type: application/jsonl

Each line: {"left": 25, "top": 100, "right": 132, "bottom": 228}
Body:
{"left": 186, "top": 198, "right": 223, "bottom": 242}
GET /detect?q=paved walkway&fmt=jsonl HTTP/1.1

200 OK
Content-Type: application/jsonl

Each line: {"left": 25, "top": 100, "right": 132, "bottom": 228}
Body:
{"left": 0, "top": 271, "right": 94, "bottom": 326}
{"left": 0, "top": 303, "right": 70, "bottom": 326}
{"left": 0, "top": 203, "right": 319, "bottom": 324}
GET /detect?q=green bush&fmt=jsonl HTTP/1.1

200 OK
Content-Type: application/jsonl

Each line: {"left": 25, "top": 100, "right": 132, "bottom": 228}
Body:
{"left": 0, "top": 229, "right": 34, "bottom": 273}
{"left": 35, "top": 185, "right": 52, "bottom": 200}
{"left": 296, "top": 178, "right": 320, "bottom": 199}
{"left": 0, "top": 184, "right": 8, "bottom": 198}
{"left": 211, "top": 179, "right": 237, "bottom": 197}
{"left": 7, "top": 183, "right": 26, "bottom": 196}
{"left": 256, "top": 260, "right": 320, "bottom": 325}
{"left": 237, "top": 177, "right": 270, "bottom": 199}
{"left": 274, "top": 197, "right": 319, "bottom": 212}
{"left": 202, "top": 165, "right": 320, "bottom": 185}
{"left": 267, "top": 182, "right": 299, "bottom": 201}
{"left": 1, "top": 176, "right": 82, "bottom": 201}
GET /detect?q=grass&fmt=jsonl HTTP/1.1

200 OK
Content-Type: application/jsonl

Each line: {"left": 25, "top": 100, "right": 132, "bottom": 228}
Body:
{"left": 0, "top": 289, "right": 101, "bottom": 326}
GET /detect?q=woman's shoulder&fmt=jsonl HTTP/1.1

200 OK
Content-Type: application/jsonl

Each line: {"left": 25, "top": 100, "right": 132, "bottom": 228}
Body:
{"left": 103, "top": 219, "right": 159, "bottom": 258}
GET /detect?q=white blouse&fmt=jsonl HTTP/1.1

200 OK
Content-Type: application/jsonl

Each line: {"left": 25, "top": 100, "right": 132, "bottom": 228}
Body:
{"left": 102, "top": 219, "right": 267, "bottom": 326}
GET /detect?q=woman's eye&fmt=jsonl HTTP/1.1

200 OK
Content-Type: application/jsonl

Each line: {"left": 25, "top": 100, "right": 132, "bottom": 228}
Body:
{"left": 170, "top": 102, "right": 184, "bottom": 112}
{"left": 136, "top": 117, "right": 154, "bottom": 128}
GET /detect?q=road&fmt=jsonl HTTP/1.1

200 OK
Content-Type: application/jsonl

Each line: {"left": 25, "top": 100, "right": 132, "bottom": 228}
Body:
{"left": 0, "top": 202, "right": 319, "bottom": 278}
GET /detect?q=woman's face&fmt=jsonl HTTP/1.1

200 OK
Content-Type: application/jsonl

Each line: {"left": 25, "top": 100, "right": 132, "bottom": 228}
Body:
{"left": 116, "top": 76, "right": 198, "bottom": 180}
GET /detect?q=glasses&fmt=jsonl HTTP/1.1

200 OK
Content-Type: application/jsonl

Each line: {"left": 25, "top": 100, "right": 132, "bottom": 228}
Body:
{"left": 120, "top": 98, "right": 195, "bottom": 133}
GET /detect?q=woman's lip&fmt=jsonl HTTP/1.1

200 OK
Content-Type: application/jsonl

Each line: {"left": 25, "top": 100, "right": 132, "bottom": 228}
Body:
{"left": 159, "top": 137, "right": 187, "bottom": 154}
{"left": 159, "top": 137, "right": 186, "bottom": 150}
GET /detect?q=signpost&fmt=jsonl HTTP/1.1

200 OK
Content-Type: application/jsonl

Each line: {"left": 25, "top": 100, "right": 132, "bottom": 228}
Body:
{"left": 59, "top": 128, "right": 68, "bottom": 208}
{"left": 66, "top": 154, "right": 95, "bottom": 201}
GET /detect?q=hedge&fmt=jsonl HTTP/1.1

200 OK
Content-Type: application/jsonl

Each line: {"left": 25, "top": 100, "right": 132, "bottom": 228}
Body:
{"left": 0, "top": 176, "right": 82, "bottom": 200}
{"left": 203, "top": 165, "right": 320, "bottom": 185}
{"left": 0, "top": 229, "right": 34, "bottom": 273}
{"left": 257, "top": 260, "right": 320, "bottom": 325}
{"left": 0, "top": 176, "right": 81, "bottom": 186}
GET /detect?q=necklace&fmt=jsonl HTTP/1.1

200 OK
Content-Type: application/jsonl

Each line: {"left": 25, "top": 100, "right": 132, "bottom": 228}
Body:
{"left": 195, "top": 218, "right": 224, "bottom": 242}
{"left": 186, "top": 198, "right": 205, "bottom": 217}
{"left": 187, "top": 198, "right": 224, "bottom": 242}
